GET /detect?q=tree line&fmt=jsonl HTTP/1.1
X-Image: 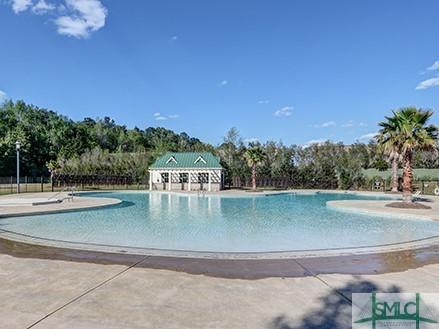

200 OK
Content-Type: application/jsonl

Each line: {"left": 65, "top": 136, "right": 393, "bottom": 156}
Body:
{"left": 0, "top": 100, "right": 212, "bottom": 177}
{"left": 1, "top": 100, "right": 438, "bottom": 192}
{"left": 243, "top": 107, "right": 438, "bottom": 205}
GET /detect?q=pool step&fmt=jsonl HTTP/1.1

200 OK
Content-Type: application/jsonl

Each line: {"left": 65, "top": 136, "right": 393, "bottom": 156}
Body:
{"left": 32, "top": 199, "right": 63, "bottom": 206}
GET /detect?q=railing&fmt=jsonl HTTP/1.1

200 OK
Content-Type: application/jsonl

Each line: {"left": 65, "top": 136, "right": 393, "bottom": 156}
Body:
{"left": 48, "top": 186, "right": 76, "bottom": 202}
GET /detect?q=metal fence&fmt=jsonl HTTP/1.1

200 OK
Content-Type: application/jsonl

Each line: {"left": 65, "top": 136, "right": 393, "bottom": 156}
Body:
{"left": 53, "top": 174, "right": 149, "bottom": 191}
{"left": 230, "top": 176, "right": 338, "bottom": 190}
{"left": 2, "top": 175, "right": 438, "bottom": 196}
{"left": 415, "top": 180, "right": 439, "bottom": 195}
{"left": 231, "top": 176, "right": 439, "bottom": 195}
{"left": 0, "top": 176, "right": 52, "bottom": 195}
{"left": 367, "top": 179, "right": 439, "bottom": 195}
{"left": 0, "top": 175, "right": 149, "bottom": 195}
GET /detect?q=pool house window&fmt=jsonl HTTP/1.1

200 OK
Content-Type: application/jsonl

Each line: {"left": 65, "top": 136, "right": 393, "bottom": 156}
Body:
{"left": 179, "top": 173, "right": 188, "bottom": 183}
{"left": 161, "top": 173, "right": 169, "bottom": 183}
{"left": 198, "top": 173, "right": 209, "bottom": 184}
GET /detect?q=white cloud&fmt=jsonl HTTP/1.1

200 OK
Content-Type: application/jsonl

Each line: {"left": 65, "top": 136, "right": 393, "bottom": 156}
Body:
{"left": 171, "top": 35, "right": 178, "bottom": 41}
{"left": 8, "top": 0, "right": 107, "bottom": 38}
{"left": 303, "top": 139, "right": 327, "bottom": 148}
{"left": 341, "top": 121, "right": 354, "bottom": 128}
{"left": 416, "top": 77, "right": 439, "bottom": 90}
{"left": 314, "top": 121, "right": 336, "bottom": 128}
{"left": 153, "top": 113, "right": 179, "bottom": 121}
{"left": 427, "top": 61, "right": 439, "bottom": 71}
{"left": 274, "top": 106, "right": 293, "bottom": 117}
{"left": 358, "top": 132, "right": 378, "bottom": 141}
{"left": 340, "top": 121, "right": 367, "bottom": 128}
{"left": 10, "top": 0, "right": 33, "bottom": 13}
{"left": 257, "top": 100, "right": 270, "bottom": 104}
{"left": 0, "top": 90, "right": 6, "bottom": 99}
{"left": 218, "top": 80, "right": 228, "bottom": 87}
{"left": 55, "top": 0, "right": 108, "bottom": 38}
{"left": 32, "top": 0, "right": 55, "bottom": 14}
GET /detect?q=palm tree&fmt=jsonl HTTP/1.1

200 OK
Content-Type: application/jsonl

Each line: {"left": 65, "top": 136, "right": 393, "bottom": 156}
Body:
{"left": 46, "top": 159, "right": 60, "bottom": 180}
{"left": 46, "top": 159, "right": 61, "bottom": 192}
{"left": 379, "top": 107, "right": 438, "bottom": 202}
{"left": 244, "top": 147, "right": 267, "bottom": 190}
{"left": 377, "top": 118, "right": 402, "bottom": 192}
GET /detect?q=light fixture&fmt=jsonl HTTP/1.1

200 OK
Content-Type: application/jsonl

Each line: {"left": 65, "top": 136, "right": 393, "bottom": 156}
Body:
{"left": 15, "top": 141, "right": 21, "bottom": 193}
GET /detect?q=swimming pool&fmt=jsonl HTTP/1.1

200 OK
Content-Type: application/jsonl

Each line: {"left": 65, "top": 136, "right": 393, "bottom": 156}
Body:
{"left": 1, "top": 192, "right": 438, "bottom": 253}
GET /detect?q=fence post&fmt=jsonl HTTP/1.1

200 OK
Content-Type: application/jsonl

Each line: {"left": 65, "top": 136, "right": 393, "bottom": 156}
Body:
{"left": 10, "top": 176, "right": 13, "bottom": 194}
{"left": 41, "top": 176, "right": 44, "bottom": 192}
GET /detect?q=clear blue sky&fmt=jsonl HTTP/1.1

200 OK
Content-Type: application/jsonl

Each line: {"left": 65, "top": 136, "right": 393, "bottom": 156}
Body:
{"left": 1, "top": 0, "right": 439, "bottom": 146}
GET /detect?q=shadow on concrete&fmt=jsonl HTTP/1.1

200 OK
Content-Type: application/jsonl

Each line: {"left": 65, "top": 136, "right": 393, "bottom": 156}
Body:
{"left": 268, "top": 277, "right": 401, "bottom": 329}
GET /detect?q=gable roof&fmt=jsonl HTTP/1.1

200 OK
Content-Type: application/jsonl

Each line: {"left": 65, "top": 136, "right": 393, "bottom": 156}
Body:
{"left": 150, "top": 152, "right": 223, "bottom": 169}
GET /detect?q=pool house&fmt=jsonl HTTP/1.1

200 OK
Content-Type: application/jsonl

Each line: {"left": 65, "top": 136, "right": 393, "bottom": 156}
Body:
{"left": 149, "top": 152, "right": 224, "bottom": 192}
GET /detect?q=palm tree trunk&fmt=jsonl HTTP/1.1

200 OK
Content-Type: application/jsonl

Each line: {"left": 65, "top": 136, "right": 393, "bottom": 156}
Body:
{"left": 50, "top": 171, "right": 54, "bottom": 193}
{"left": 391, "top": 156, "right": 398, "bottom": 192}
{"left": 402, "top": 151, "right": 413, "bottom": 202}
{"left": 252, "top": 165, "right": 256, "bottom": 190}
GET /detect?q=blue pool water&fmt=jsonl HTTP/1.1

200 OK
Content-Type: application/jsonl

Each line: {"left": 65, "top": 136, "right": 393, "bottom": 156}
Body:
{"left": 1, "top": 192, "right": 438, "bottom": 252}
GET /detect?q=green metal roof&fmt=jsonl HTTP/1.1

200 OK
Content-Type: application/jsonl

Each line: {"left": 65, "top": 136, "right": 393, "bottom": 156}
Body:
{"left": 150, "top": 152, "right": 223, "bottom": 169}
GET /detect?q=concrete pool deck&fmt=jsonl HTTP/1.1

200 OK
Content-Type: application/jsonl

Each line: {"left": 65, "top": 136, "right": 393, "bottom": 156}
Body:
{"left": 2, "top": 238, "right": 439, "bottom": 328}
{"left": 0, "top": 192, "right": 122, "bottom": 218}
{"left": 327, "top": 197, "right": 439, "bottom": 220}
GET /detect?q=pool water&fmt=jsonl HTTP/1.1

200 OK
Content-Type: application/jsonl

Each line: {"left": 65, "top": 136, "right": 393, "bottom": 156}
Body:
{"left": 1, "top": 192, "right": 438, "bottom": 252}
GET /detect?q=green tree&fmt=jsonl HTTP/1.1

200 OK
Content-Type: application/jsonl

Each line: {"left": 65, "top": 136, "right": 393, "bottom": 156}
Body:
{"left": 381, "top": 108, "right": 438, "bottom": 202}
{"left": 244, "top": 147, "right": 267, "bottom": 190}
{"left": 336, "top": 150, "right": 365, "bottom": 190}
{"left": 0, "top": 100, "right": 211, "bottom": 180}
{"left": 217, "top": 127, "right": 247, "bottom": 185}
{"left": 377, "top": 117, "right": 402, "bottom": 192}
{"left": 371, "top": 158, "right": 389, "bottom": 171}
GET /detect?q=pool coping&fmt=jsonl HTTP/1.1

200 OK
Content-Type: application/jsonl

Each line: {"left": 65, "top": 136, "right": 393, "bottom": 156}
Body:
{"left": 1, "top": 226, "right": 439, "bottom": 260}
{"left": 1, "top": 233, "right": 439, "bottom": 279}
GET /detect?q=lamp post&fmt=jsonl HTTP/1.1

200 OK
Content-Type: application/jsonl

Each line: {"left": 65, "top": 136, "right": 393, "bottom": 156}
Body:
{"left": 15, "top": 141, "right": 20, "bottom": 194}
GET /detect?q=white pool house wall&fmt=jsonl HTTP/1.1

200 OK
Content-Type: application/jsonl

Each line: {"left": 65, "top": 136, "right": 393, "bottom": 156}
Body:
{"left": 149, "top": 169, "right": 224, "bottom": 192}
